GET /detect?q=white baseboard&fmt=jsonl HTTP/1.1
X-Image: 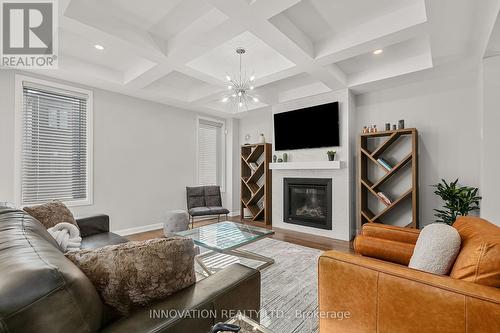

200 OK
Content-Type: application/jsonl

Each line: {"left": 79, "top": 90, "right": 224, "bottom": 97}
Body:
{"left": 114, "top": 223, "right": 163, "bottom": 236}
{"left": 114, "top": 211, "right": 240, "bottom": 236}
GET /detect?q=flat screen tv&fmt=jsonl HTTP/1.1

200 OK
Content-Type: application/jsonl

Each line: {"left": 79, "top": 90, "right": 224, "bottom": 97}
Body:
{"left": 274, "top": 102, "right": 339, "bottom": 151}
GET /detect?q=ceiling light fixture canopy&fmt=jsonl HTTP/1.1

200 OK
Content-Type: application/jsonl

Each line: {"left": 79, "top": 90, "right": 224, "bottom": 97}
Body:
{"left": 94, "top": 44, "right": 105, "bottom": 51}
{"left": 221, "top": 47, "right": 258, "bottom": 112}
{"left": 373, "top": 49, "right": 383, "bottom": 55}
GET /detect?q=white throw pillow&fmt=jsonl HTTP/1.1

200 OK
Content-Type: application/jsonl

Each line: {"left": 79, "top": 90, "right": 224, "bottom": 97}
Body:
{"left": 409, "top": 223, "right": 461, "bottom": 275}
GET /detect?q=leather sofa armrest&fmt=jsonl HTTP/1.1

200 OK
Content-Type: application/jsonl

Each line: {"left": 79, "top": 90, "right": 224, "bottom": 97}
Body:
{"left": 101, "top": 264, "right": 261, "bottom": 333}
{"left": 318, "top": 251, "right": 500, "bottom": 333}
{"left": 361, "top": 222, "right": 420, "bottom": 244}
{"left": 353, "top": 235, "right": 415, "bottom": 265}
{"left": 76, "top": 214, "right": 110, "bottom": 237}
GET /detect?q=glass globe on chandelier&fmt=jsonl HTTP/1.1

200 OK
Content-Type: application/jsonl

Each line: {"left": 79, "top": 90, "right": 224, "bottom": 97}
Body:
{"left": 221, "top": 47, "right": 258, "bottom": 112}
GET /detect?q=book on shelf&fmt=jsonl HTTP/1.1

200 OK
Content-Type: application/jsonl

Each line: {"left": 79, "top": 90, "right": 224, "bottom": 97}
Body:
{"left": 377, "top": 158, "right": 392, "bottom": 171}
{"left": 249, "top": 162, "right": 259, "bottom": 171}
{"left": 377, "top": 192, "right": 392, "bottom": 206}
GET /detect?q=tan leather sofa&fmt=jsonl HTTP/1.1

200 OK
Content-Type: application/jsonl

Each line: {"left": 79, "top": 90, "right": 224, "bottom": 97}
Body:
{"left": 318, "top": 217, "right": 500, "bottom": 333}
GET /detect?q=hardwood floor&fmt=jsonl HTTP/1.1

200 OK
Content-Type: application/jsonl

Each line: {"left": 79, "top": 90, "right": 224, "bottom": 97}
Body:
{"left": 127, "top": 216, "right": 354, "bottom": 253}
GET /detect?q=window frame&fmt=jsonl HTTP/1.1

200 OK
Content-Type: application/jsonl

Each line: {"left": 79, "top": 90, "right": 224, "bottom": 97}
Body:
{"left": 14, "top": 75, "right": 94, "bottom": 207}
{"left": 196, "top": 116, "right": 226, "bottom": 192}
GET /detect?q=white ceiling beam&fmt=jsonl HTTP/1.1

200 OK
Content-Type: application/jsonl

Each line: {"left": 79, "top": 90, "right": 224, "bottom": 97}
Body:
{"left": 59, "top": 0, "right": 71, "bottom": 15}
{"left": 61, "top": 17, "right": 165, "bottom": 63}
{"left": 254, "top": 65, "right": 305, "bottom": 87}
{"left": 123, "top": 60, "right": 158, "bottom": 85}
{"left": 124, "top": 63, "right": 173, "bottom": 89}
{"left": 63, "top": 9, "right": 232, "bottom": 90}
{"left": 315, "top": 1, "right": 428, "bottom": 64}
{"left": 64, "top": 1, "right": 165, "bottom": 57}
{"left": 166, "top": 8, "right": 233, "bottom": 58}
{"left": 307, "top": 64, "right": 347, "bottom": 91}
{"left": 253, "top": 88, "right": 279, "bottom": 106}
{"left": 25, "top": 63, "right": 224, "bottom": 116}
{"left": 36, "top": 54, "right": 124, "bottom": 84}
{"left": 56, "top": 0, "right": 437, "bottom": 115}
{"left": 190, "top": 89, "right": 226, "bottom": 105}
{"left": 278, "top": 81, "right": 332, "bottom": 103}
{"left": 189, "top": 85, "right": 226, "bottom": 103}
{"left": 149, "top": 0, "right": 212, "bottom": 41}
{"left": 140, "top": 83, "right": 191, "bottom": 102}
{"left": 252, "top": 0, "right": 301, "bottom": 19}
{"left": 268, "top": 14, "right": 315, "bottom": 59}
{"left": 348, "top": 52, "right": 433, "bottom": 87}
{"left": 207, "top": 0, "right": 346, "bottom": 91}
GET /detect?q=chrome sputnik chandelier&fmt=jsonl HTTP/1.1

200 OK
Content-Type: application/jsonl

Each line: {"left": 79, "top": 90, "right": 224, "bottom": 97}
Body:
{"left": 221, "top": 47, "right": 258, "bottom": 112}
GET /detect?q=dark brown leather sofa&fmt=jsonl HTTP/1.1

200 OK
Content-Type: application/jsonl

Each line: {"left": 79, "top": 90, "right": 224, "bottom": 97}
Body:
{"left": 0, "top": 204, "right": 261, "bottom": 333}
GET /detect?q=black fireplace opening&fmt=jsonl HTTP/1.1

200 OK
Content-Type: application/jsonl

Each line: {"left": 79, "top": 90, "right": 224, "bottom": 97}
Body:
{"left": 284, "top": 178, "right": 332, "bottom": 230}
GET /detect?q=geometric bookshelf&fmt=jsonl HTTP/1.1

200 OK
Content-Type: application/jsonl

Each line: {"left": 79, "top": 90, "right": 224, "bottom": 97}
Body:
{"left": 358, "top": 128, "right": 419, "bottom": 229}
{"left": 240, "top": 143, "right": 272, "bottom": 224}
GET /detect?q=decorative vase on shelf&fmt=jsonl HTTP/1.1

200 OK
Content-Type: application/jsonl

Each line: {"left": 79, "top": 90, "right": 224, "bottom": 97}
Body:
{"left": 258, "top": 133, "right": 266, "bottom": 143}
{"left": 273, "top": 155, "right": 277, "bottom": 163}
{"left": 277, "top": 158, "right": 283, "bottom": 163}
{"left": 283, "top": 153, "right": 288, "bottom": 162}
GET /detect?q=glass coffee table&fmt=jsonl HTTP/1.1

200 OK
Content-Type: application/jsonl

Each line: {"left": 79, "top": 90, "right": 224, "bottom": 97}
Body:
{"left": 175, "top": 222, "right": 275, "bottom": 276}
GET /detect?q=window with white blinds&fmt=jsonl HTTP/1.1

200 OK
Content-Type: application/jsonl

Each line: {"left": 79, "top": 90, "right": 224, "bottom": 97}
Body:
{"left": 20, "top": 82, "right": 91, "bottom": 205}
{"left": 197, "top": 119, "right": 223, "bottom": 187}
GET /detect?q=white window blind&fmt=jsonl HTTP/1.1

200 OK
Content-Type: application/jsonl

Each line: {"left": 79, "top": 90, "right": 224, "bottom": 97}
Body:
{"left": 198, "top": 119, "right": 223, "bottom": 186}
{"left": 21, "top": 83, "right": 90, "bottom": 205}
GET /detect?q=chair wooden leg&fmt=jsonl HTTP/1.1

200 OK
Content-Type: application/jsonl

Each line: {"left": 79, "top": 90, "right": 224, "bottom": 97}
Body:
{"left": 226, "top": 214, "right": 228, "bottom": 221}
{"left": 217, "top": 215, "right": 220, "bottom": 222}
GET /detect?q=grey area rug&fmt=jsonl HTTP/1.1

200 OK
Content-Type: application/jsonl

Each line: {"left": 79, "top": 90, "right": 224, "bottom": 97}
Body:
{"left": 195, "top": 238, "right": 322, "bottom": 333}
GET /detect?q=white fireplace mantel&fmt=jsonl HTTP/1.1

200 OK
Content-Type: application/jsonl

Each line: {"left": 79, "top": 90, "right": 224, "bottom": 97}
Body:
{"left": 269, "top": 161, "right": 341, "bottom": 170}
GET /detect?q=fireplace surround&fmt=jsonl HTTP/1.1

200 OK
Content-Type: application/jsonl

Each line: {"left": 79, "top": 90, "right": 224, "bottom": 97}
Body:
{"left": 283, "top": 178, "right": 332, "bottom": 230}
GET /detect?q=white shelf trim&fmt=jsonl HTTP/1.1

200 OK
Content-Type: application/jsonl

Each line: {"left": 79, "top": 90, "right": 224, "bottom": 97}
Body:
{"left": 269, "top": 161, "right": 341, "bottom": 170}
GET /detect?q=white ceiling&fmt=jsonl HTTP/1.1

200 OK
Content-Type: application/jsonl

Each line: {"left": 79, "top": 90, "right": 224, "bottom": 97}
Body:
{"left": 26, "top": 0, "right": 500, "bottom": 117}
{"left": 485, "top": 12, "right": 500, "bottom": 58}
{"left": 187, "top": 31, "right": 296, "bottom": 81}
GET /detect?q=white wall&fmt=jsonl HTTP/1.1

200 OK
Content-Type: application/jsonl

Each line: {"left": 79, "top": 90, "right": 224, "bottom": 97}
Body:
{"left": 225, "top": 118, "right": 241, "bottom": 214}
{"left": 0, "top": 72, "right": 16, "bottom": 202}
{"left": 0, "top": 71, "right": 234, "bottom": 233}
{"left": 355, "top": 68, "right": 482, "bottom": 227}
{"left": 238, "top": 108, "right": 273, "bottom": 146}
{"left": 481, "top": 56, "right": 500, "bottom": 225}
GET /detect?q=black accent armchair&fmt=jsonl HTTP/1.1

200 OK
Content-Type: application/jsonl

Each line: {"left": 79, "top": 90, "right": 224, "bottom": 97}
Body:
{"left": 186, "top": 186, "right": 230, "bottom": 228}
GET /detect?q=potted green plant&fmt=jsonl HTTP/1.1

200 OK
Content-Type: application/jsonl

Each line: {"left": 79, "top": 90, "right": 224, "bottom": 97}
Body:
{"left": 327, "top": 150, "right": 336, "bottom": 161}
{"left": 432, "top": 178, "right": 481, "bottom": 225}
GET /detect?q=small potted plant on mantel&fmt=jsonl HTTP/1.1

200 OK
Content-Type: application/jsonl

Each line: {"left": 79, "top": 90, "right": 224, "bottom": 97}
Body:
{"left": 327, "top": 150, "right": 336, "bottom": 161}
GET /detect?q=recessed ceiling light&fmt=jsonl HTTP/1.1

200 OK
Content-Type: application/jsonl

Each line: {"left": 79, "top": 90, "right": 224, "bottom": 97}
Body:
{"left": 94, "top": 44, "right": 105, "bottom": 51}
{"left": 373, "top": 49, "right": 383, "bottom": 55}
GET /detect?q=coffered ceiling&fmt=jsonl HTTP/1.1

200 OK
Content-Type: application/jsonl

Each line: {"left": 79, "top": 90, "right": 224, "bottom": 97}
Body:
{"left": 26, "top": 0, "right": 500, "bottom": 117}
